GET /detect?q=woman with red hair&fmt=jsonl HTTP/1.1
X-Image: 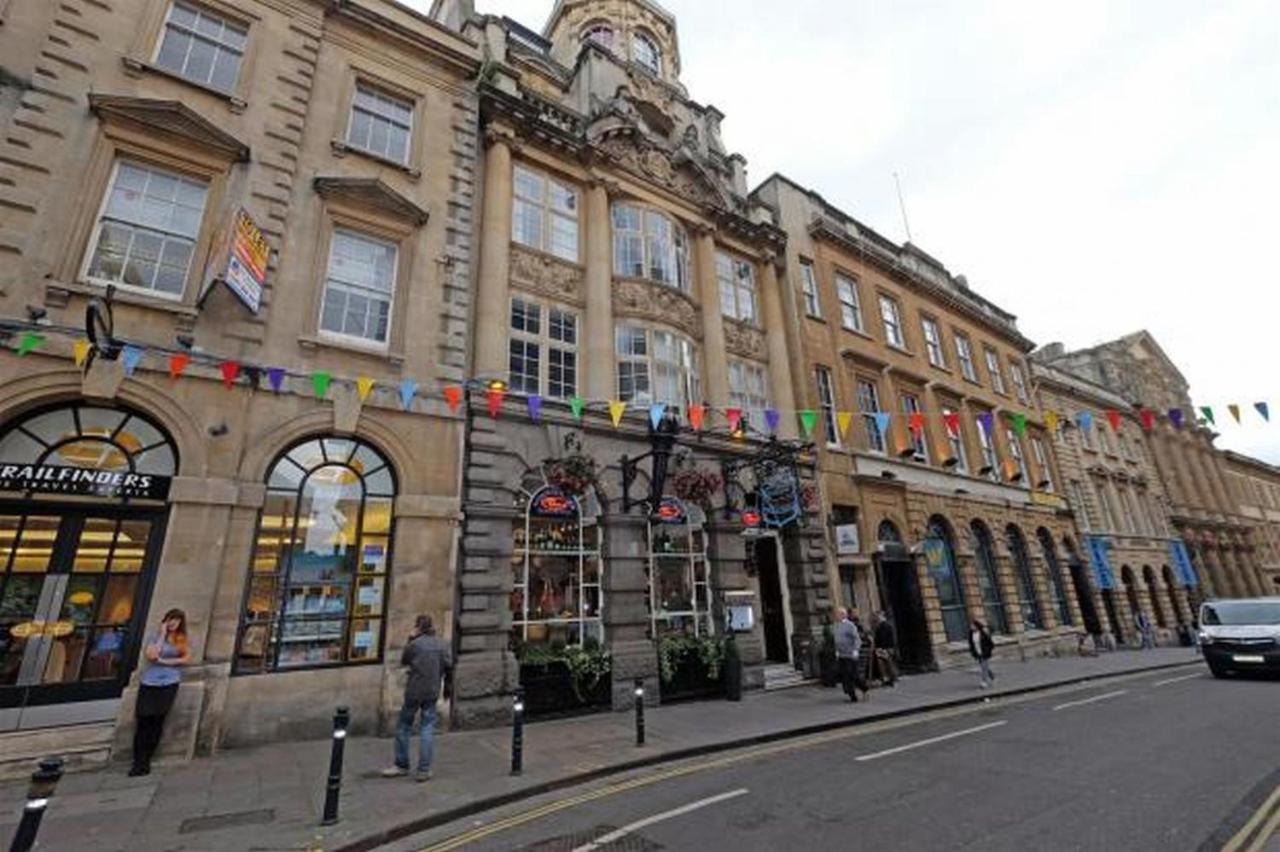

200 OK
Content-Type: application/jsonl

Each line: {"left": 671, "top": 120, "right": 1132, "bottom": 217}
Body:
{"left": 129, "top": 608, "right": 191, "bottom": 776}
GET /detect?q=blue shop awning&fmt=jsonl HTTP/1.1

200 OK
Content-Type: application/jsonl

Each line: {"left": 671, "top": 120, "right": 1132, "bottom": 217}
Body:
{"left": 1085, "top": 535, "right": 1117, "bottom": 590}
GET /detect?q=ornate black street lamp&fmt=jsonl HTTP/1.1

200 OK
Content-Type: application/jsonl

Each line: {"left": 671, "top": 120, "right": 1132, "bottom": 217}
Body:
{"left": 620, "top": 410, "right": 680, "bottom": 516}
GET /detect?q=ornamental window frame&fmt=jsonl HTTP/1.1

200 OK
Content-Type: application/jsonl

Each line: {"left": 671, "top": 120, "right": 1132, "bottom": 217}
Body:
{"left": 1006, "top": 524, "right": 1044, "bottom": 631}
{"left": 152, "top": 0, "right": 248, "bottom": 94}
{"left": 612, "top": 203, "right": 689, "bottom": 291}
{"left": 514, "top": 164, "right": 580, "bottom": 262}
{"left": 971, "top": 520, "right": 1010, "bottom": 635}
{"left": 717, "top": 252, "right": 758, "bottom": 324}
{"left": 647, "top": 499, "right": 713, "bottom": 639}
{"left": 728, "top": 359, "right": 769, "bottom": 429}
{"left": 631, "top": 30, "right": 662, "bottom": 75}
{"left": 615, "top": 324, "right": 699, "bottom": 410}
{"left": 511, "top": 486, "right": 603, "bottom": 647}
{"left": 507, "top": 296, "right": 579, "bottom": 400}
{"left": 317, "top": 227, "right": 399, "bottom": 350}
{"left": 345, "top": 83, "right": 414, "bottom": 167}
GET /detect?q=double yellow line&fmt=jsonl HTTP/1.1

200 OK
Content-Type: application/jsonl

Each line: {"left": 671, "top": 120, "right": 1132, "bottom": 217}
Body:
{"left": 1223, "top": 785, "right": 1280, "bottom": 852}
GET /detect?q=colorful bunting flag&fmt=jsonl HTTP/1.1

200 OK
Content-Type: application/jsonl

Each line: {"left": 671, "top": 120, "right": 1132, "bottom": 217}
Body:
{"left": 909, "top": 412, "right": 925, "bottom": 435}
{"left": 443, "top": 385, "right": 463, "bottom": 413}
{"left": 798, "top": 410, "right": 818, "bottom": 438}
{"left": 1076, "top": 411, "right": 1093, "bottom": 433}
{"left": 1168, "top": 408, "right": 1184, "bottom": 430}
{"left": 1044, "top": 411, "right": 1059, "bottom": 434}
{"left": 1106, "top": 410, "right": 1121, "bottom": 433}
{"left": 1139, "top": 409, "right": 1155, "bottom": 431}
{"left": 1228, "top": 404, "right": 1241, "bottom": 424}
{"left": 73, "top": 338, "right": 91, "bottom": 368}
{"left": 874, "top": 412, "right": 892, "bottom": 439}
{"left": 836, "top": 411, "right": 854, "bottom": 440}
{"left": 765, "top": 408, "right": 781, "bottom": 435}
{"left": 726, "top": 408, "right": 743, "bottom": 433}
{"left": 16, "top": 331, "right": 44, "bottom": 356}
{"left": 312, "top": 371, "right": 331, "bottom": 399}
{"left": 1257, "top": 402, "right": 1271, "bottom": 423}
{"left": 649, "top": 403, "right": 665, "bottom": 429}
{"left": 399, "top": 379, "right": 417, "bottom": 410}
{"left": 608, "top": 400, "right": 626, "bottom": 426}
{"left": 266, "top": 367, "right": 286, "bottom": 392}
{"left": 528, "top": 395, "right": 544, "bottom": 422}
{"left": 168, "top": 353, "right": 190, "bottom": 379}
{"left": 220, "top": 361, "right": 241, "bottom": 388}
{"left": 942, "top": 411, "right": 961, "bottom": 437}
{"left": 571, "top": 396, "right": 585, "bottom": 421}
{"left": 977, "top": 411, "right": 994, "bottom": 435}
{"left": 121, "top": 345, "right": 143, "bottom": 377}
{"left": 1199, "top": 406, "right": 1215, "bottom": 426}
{"left": 486, "top": 387, "right": 505, "bottom": 418}
{"left": 687, "top": 403, "right": 704, "bottom": 431}
{"left": 356, "top": 376, "right": 376, "bottom": 402}
{"left": 1010, "top": 412, "right": 1027, "bottom": 437}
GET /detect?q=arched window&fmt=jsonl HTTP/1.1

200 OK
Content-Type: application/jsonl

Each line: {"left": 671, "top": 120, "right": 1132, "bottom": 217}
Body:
{"left": 1121, "top": 565, "right": 1141, "bottom": 627}
{"left": 612, "top": 203, "right": 689, "bottom": 291}
{"left": 924, "top": 516, "right": 968, "bottom": 642}
{"left": 235, "top": 437, "right": 395, "bottom": 673}
{"left": 647, "top": 498, "right": 710, "bottom": 638}
{"left": 512, "top": 486, "right": 603, "bottom": 647}
{"left": 631, "top": 31, "right": 661, "bottom": 74}
{"left": 1037, "top": 528, "right": 1072, "bottom": 626}
{"left": 0, "top": 403, "right": 177, "bottom": 483}
{"left": 877, "top": 520, "right": 902, "bottom": 544}
{"left": 582, "top": 23, "right": 613, "bottom": 50}
{"left": 970, "top": 521, "right": 1008, "bottom": 634}
{"left": 1006, "top": 525, "right": 1043, "bottom": 630}
{"left": 1143, "top": 565, "right": 1167, "bottom": 627}
{"left": 1162, "top": 565, "right": 1185, "bottom": 624}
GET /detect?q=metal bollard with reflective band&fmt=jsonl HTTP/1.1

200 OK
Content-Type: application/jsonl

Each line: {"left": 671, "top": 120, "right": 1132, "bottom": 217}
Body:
{"left": 634, "top": 678, "right": 646, "bottom": 747}
{"left": 321, "top": 707, "right": 350, "bottom": 826}
{"left": 9, "top": 757, "right": 63, "bottom": 852}
{"left": 510, "top": 687, "right": 525, "bottom": 776}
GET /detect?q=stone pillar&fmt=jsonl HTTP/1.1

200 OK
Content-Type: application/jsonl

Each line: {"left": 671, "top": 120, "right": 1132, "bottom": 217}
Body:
{"left": 693, "top": 228, "right": 730, "bottom": 408}
{"left": 1149, "top": 435, "right": 1188, "bottom": 510}
{"left": 583, "top": 180, "right": 615, "bottom": 399}
{"left": 759, "top": 256, "right": 797, "bottom": 438}
{"left": 473, "top": 132, "right": 514, "bottom": 380}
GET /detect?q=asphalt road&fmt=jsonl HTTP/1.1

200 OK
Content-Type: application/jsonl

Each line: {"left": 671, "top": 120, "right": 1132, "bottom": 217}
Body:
{"left": 389, "top": 667, "right": 1279, "bottom": 852}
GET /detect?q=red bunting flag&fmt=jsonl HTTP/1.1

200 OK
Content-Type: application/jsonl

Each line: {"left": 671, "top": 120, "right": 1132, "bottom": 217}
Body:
{"left": 486, "top": 388, "right": 505, "bottom": 418}
{"left": 1139, "top": 409, "right": 1156, "bottom": 432}
{"left": 909, "top": 412, "right": 925, "bottom": 435}
{"left": 220, "top": 361, "right": 240, "bottom": 388}
{"left": 1106, "top": 410, "right": 1121, "bottom": 433}
{"left": 168, "top": 353, "right": 190, "bottom": 379}
{"left": 726, "top": 407, "right": 743, "bottom": 433}
{"left": 443, "top": 386, "right": 463, "bottom": 413}
{"left": 942, "top": 411, "right": 961, "bottom": 436}
{"left": 688, "top": 404, "right": 705, "bottom": 431}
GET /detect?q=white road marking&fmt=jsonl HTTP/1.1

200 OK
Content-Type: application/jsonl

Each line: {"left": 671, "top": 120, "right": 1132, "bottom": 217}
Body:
{"left": 1152, "top": 673, "right": 1201, "bottom": 687}
{"left": 569, "top": 788, "right": 750, "bottom": 852}
{"left": 854, "top": 721, "right": 1008, "bottom": 762}
{"left": 1052, "top": 690, "right": 1128, "bottom": 712}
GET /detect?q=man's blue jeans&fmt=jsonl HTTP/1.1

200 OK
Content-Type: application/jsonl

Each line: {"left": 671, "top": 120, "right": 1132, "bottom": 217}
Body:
{"left": 394, "top": 697, "right": 438, "bottom": 773}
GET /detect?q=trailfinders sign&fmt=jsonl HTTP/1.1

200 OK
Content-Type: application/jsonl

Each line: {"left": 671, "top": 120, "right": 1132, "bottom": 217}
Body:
{"left": 0, "top": 464, "right": 171, "bottom": 500}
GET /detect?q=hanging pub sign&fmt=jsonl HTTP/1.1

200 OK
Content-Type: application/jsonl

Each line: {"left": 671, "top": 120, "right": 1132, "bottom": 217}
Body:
{"left": 1169, "top": 540, "right": 1199, "bottom": 587}
{"left": 0, "top": 463, "right": 171, "bottom": 500}
{"left": 201, "top": 208, "right": 268, "bottom": 314}
{"left": 531, "top": 486, "right": 577, "bottom": 518}
{"left": 1084, "top": 535, "right": 1117, "bottom": 590}
{"left": 655, "top": 497, "right": 686, "bottom": 524}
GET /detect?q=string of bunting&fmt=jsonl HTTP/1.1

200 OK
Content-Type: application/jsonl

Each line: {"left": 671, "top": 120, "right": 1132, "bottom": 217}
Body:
{"left": 9, "top": 327, "right": 1276, "bottom": 438}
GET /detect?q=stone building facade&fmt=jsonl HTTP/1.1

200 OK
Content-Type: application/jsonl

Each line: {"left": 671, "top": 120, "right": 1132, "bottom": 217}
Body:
{"left": 435, "top": 0, "right": 829, "bottom": 726}
{"left": 1222, "top": 452, "right": 1280, "bottom": 595}
{"left": 753, "top": 175, "right": 1082, "bottom": 670}
{"left": 0, "top": 0, "right": 480, "bottom": 771}
{"left": 1036, "top": 333, "right": 1269, "bottom": 600}
{"left": 1032, "top": 361, "right": 1196, "bottom": 645}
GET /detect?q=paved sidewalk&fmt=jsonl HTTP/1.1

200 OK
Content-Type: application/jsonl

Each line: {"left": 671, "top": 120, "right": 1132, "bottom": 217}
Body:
{"left": 0, "top": 647, "right": 1199, "bottom": 851}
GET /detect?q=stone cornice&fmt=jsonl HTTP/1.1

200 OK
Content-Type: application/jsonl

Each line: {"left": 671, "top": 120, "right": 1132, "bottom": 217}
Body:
{"left": 88, "top": 95, "right": 250, "bottom": 163}
{"left": 313, "top": 176, "right": 430, "bottom": 226}
{"left": 328, "top": 0, "right": 480, "bottom": 78}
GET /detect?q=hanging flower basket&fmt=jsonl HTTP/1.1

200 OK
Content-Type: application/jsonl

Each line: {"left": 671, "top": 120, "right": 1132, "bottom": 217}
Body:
{"left": 543, "top": 434, "right": 600, "bottom": 496}
{"left": 669, "top": 467, "right": 722, "bottom": 509}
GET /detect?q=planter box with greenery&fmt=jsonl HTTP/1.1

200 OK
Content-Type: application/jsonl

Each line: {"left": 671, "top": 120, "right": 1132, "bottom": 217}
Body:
{"left": 656, "top": 635, "right": 726, "bottom": 702}
{"left": 516, "top": 640, "right": 612, "bottom": 719}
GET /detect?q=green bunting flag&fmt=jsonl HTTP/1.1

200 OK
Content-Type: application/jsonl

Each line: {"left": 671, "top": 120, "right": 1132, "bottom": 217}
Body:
{"left": 570, "top": 396, "right": 585, "bottom": 420}
{"left": 798, "top": 410, "right": 818, "bottom": 438}
{"left": 1200, "top": 406, "right": 1215, "bottom": 425}
{"left": 312, "top": 371, "right": 331, "bottom": 399}
{"left": 16, "top": 331, "right": 44, "bottom": 356}
{"left": 1010, "top": 412, "right": 1027, "bottom": 437}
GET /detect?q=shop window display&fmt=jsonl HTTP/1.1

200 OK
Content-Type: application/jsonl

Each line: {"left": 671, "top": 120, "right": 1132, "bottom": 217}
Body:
{"left": 235, "top": 437, "right": 395, "bottom": 673}
{"left": 647, "top": 498, "right": 712, "bottom": 638}
{"left": 511, "top": 486, "right": 603, "bottom": 647}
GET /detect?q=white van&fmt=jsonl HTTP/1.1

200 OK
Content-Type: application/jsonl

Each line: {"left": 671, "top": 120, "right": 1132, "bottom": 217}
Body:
{"left": 1198, "top": 598, "right": 1280, "bottom": 678}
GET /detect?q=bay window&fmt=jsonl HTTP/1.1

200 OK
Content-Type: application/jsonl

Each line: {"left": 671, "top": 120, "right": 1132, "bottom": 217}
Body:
{"left": 616, "top": 325, "right": 699, "bottom": 409}
{"left": 612, "top": 203, "right": 688, "bottom": 290}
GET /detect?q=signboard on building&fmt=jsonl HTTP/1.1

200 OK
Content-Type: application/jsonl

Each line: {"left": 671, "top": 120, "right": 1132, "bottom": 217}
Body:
{"left": 0, "top": 463, "right": 171, "bottom": 500}
{"left": 531, "top": 487, "right": 576, "bottom": 518}
{"left": 922, "top": 537, "right": 951, "bottom": 578}
{"left": 835, "top": 523, "right": 860, "bottom": 556}
{"left": 223, "top": 209, "right": 268, "bottom": 313}
{"left": 1169, "top": 540, "right": 1199, "bottom": 587}
{"left": 1084, "top": 535, "right": 1117, "bottom": 590}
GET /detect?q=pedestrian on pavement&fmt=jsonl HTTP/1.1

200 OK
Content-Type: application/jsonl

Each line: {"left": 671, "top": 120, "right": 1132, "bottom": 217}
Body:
{"left": 384, "top": 614, "right": 453, "bottom": 782}
{"left": 832, "top": 607, "right": 862, "bottom": 703}
{"left": 130, "top": 608, "right": 190, "bottom": 777}
{"left": 968, "top": 619, "right": 996, "bottom": 689}
{"left": 872, "top": 612, "right": 898, "bottom": 687}
{"left": 1135, "top": 610, "right": 1155, "bottom": 650}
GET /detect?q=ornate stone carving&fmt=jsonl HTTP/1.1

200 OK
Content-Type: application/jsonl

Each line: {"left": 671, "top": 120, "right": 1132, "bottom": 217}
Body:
{"left": 613, "top": 278, "right": 702, "bottom": 341}
{"left": 593, "top": 131, "right": 726, "bottom": 211}
{"left": 723, "top": 318, "right": 767, "bottom": 362}
{"left": 509, "top": 245, "right": 585, "bottom": 306}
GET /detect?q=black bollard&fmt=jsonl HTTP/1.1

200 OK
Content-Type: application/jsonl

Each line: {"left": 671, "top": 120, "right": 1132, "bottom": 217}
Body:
{"left": 634, "top": 678, "right": 646, "bottom": 746}
{"left": 511, "top": 688, "right": 525, "bottom": 776}
{"left": 9, "top": 757, "right": 63, "bottom": 852}
{"left": 320, "top": 706, "right": 350, "bottom": 826}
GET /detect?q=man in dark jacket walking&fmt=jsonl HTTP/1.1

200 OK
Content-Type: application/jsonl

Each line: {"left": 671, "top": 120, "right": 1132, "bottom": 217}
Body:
{"left": 833, "top": 607, "right": 862, "bottom": 702}
{"left": 383, "top": 614, "right": 453, "bottom": 781}
{"left": 968, "top": 619, "right": 995, "bottom": 689}
{"left": 872, "top": 612, "right": 897, "bottom": 687}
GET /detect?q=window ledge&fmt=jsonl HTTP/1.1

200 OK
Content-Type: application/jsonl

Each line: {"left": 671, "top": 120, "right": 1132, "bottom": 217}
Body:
{"left": 840, "top": 325, "right": 873, "bottom": 340}
{"left": 330, "top": 139, "right": 422, "bottom": 179}
{"left": 805, "top": 313, "right": 826, "bottom": 324}
{"left": 298, "top": 333, "right": 405, "bottom": 368}
{"left": 929, "top": 361, "right": 952, "bottom": 375}
{"left": 961, "top": 375, "right": 983, "bottom": 387}
{"left": 45, "top": 279, "right": 200, "bottom": 319}
{"left": 120, "top": 56, "right": 247, "bottom": 114}
{"left": 886, "top": 343, "right": 914, "bottom": 357}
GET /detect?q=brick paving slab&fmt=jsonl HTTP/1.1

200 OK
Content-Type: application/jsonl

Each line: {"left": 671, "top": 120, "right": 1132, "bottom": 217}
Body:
{"left": 0, "top": 648, "right": 1199, "bottom": 851}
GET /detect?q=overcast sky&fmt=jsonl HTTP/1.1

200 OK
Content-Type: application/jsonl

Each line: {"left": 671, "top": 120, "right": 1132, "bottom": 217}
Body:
{"left": 410, "top": 0, "right": 1280, "bottom": 463}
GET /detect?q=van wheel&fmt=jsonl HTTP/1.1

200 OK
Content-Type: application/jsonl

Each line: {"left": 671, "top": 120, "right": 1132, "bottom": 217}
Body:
{"left": 1208, "top": 662, "right": 1229, "bottom": 679}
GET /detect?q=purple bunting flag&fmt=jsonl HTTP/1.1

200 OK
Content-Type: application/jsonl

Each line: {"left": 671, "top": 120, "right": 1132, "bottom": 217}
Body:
{"left": 267, "top": 367, "right": 286, "bottom": 393}
{"left": 765, "top": 408, "right": 781, "bottom": 434}
{"left": 528, "top": 395, "right": 544, "bottom": 422}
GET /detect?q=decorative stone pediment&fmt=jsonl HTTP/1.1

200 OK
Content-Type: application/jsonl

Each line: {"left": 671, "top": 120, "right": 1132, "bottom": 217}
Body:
{"left": 88, "top": 94, "right": 250, "bottom": 162}
{"left": 591, "top": 128, "right": 729, "bottom": 211}
{"left": 510, "top": 245, "right": 585, "bottom": 306}
{"left": 313, "top": 177, "right": 429, "bottom": 227}
{"left": 723, "top": 318, "right": 766, "bottom": 362}
{"left": 614, "top": 278, "right": 701, "bottom": 341}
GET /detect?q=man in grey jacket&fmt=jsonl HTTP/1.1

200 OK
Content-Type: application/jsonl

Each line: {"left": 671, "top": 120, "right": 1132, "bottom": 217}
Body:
{"left": 833, "top": 607, "right": 862, "bottom": 703}
{"left": 383, "top": 614, "right": 453, "bottom": 782}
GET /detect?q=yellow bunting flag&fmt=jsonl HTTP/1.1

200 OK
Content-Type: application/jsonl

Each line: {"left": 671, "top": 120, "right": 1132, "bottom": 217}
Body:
{"left": 356, "top": 376, "right": 376, "bottom": 402}
{"left": 1044, "top": 410, "right": 1059, "bottom": 433}
{"left": 836, "top": 411, "right": 854, "bottom": 440}
{"left": 72, "top": 338, "right": 91, "bottom": 368}
{"left": 608, "top": 400, "right": 626, "bottom": 427}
